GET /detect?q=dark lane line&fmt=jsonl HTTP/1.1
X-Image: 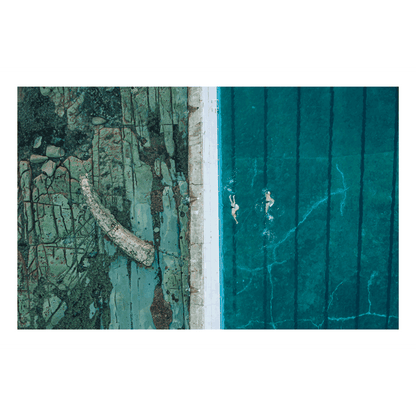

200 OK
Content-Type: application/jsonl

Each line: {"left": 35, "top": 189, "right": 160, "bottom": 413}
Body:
{"left": 231, "top": 88, "right": 237, "bottom": 318}
{"left": 263, "top": 87, "right": 269, "bottom": 328}
{"left": 386, "top": 88, "right": 399, "bottom": 328}
{"left": 294, "top": 87, "right": 301, "bottom": 329}
{"left": 324, "top": 87, "right": 334, "bottom": 329}
{"left": 355, "top": 87, "right": 367, "bottom": 329}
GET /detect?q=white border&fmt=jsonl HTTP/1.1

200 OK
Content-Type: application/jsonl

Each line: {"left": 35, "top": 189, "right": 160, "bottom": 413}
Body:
{"left": 202, "top": 87, "right": 220, "bottom": 329}
{"left": 0, "top": 69, "right": 416, "bottom": 348}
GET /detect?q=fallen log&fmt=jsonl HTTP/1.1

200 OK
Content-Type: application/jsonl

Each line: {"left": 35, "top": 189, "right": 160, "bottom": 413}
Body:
{"left": 80, "top": 174, "right": 155, "bottom": 267}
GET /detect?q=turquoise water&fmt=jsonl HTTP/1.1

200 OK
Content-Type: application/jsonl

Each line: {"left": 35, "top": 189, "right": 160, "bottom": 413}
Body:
{"left": 219, "top": 87, "right": 398, "bottom": 329}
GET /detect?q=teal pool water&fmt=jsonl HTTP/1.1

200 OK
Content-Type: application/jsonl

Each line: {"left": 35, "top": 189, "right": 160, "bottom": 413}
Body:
{"left": 219, "top": 87, "right": 398, "bottom": 329}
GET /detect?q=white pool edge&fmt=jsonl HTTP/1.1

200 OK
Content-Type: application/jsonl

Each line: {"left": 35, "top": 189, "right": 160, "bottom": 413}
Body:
{"left": 188, "top": 87, "right": 220, "bottom": 329}
{"left": 201, "top": 87, "right": 220, "bottom": 329}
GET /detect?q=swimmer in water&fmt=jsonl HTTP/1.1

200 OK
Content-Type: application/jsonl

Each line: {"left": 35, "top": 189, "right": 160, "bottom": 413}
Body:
{"left": 229, "top": 195, "right": 239, "bottom": 224}
{"left": 265, "top": 191, "right": 275, "bottom": 214}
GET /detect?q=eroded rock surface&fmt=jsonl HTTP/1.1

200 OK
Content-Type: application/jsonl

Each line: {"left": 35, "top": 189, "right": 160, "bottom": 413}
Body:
{"left": 18, "top": 87, "right": 190, "bottom": 329}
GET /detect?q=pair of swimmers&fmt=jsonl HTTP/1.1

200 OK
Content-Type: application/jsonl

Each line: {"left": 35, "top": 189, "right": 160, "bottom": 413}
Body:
{"left": 229, "top": 192, "right": 275, "bottom": 224}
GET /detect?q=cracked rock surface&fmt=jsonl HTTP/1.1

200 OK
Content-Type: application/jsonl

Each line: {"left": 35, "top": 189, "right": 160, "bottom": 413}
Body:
{"left": 18, "top": 87, "right": 190, "bottom": 329}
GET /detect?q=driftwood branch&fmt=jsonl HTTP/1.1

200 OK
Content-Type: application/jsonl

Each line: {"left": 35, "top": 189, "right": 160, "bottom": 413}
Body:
{"left": 80, "top": 174, "right": 155, "bottom": 267}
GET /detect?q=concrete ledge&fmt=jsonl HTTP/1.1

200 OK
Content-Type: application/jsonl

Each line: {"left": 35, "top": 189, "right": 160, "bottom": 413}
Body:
{"left": 188, "top": 87, "right": 220, "bottom": 329}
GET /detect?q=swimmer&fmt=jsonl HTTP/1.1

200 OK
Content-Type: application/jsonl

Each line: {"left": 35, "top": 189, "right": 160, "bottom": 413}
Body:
{"left": 265, "top": 191, "right": 275, "bottom": 214}
{"left": 229, "top": 195, "right": 239, "bottom": 224}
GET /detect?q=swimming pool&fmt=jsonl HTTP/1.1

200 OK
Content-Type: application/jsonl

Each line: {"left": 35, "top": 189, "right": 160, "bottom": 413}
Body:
{"left": 219, "top": 87, "right": 398, "bottom": 329}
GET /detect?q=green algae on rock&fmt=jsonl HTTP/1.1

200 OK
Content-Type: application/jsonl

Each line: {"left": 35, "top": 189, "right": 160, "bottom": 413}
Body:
{"left": 17, "top": 87, "right": 191, "bottom": 329}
